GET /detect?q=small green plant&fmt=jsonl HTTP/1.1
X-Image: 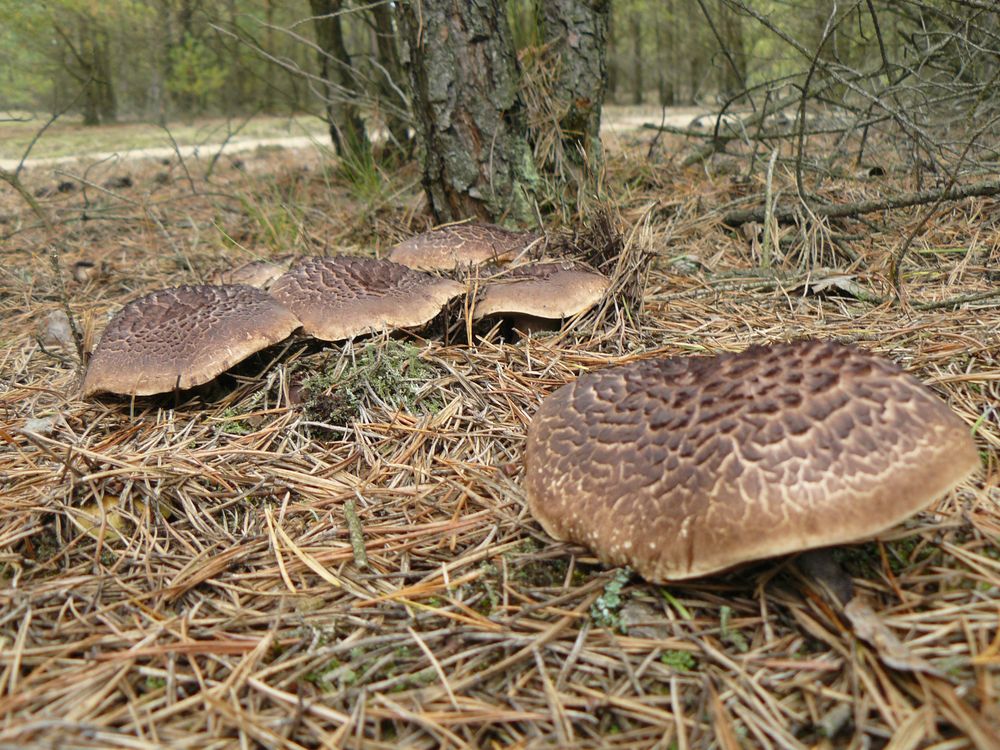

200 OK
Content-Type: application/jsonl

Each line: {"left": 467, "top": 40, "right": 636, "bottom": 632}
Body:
{"left": 720, "top": 605, "right": 749, "bottom": 653}
{"left": 238, "top": 190, "right": 303, "bottom": 251}
{"left": 336, "top": 143, "right": 387, "bottom": 204}
{"left": 219, "top": 406, "right": 251, "bottom": 435}
{"left": 469, "top": 562, "right": 500, "bottom": 615}
{"left": 304, "top": 658, "right": 357, "bottom": 692}
{"left": 590, "top": 568, "right": 631, "bottom": 630}
{"left": 660, "top": 588, "right": 693, "bottom": 620}
{"left": 660, "top": 650, "right": 697, "bottom": 671}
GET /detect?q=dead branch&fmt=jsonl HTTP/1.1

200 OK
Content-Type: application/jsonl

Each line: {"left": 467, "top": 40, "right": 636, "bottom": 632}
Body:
{"left": 721, "top": 177, "right": 1000, "bottom": 226}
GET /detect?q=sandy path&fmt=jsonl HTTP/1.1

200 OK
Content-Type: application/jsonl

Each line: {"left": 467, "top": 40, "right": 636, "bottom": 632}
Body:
{"left": 1, "top": 107, "right": 711, "bottom": 172}
{"left": 0, "top": 134, "right": 328, "bottom": 172}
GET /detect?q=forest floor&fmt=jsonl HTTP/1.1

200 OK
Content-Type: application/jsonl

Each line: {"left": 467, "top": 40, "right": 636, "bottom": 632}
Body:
{"left": 0, "top": 109, "right": 998, "bottom": 748}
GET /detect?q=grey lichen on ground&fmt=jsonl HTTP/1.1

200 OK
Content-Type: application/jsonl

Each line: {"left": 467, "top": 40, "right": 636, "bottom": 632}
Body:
{"left": 301, "top": 340, "right": 442, "bottom": 431}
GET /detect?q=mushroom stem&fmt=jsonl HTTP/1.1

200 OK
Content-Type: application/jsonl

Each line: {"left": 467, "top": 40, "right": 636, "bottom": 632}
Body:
{"left": 796, "top": 547, "right": 945, "bottom": 678}
{"left": 510, "top": 314, "right": 560, "bottom": 336}
{"left": 795, "top": 548, "right": 853, "bottom": 607}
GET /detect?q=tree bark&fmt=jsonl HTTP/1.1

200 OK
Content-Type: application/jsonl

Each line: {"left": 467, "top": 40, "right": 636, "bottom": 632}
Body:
{"left": 309, "top": 0, "right": 370, "bottom": 157}
{"left": 399, "top": 0, "right": 538, "bottom": 224}
{"left": 538, "top": 0, "right": 609, "bottom": 165}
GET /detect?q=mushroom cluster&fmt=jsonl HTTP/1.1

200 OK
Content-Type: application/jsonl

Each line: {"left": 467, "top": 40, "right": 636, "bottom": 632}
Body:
{"left": 388, "top": 224, "right": 609, "bottom": 331}
{"left": 270, "top": 256, "right": 465, "bottom": 342}
{"left": 524, "top": 339, "right": 979, "bottom": 582}
{"left": 82, "top": 223, "right": 611, "bottom": 398}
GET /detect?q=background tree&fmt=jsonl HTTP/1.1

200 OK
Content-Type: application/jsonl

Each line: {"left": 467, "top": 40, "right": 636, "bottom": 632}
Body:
{"left": 369, "top": 2, "right": 411, "bottom": 154}
{"left": 538, "top": 0, "right": 610, "bottom": 166}
{"left": 398, "top": 0, "right": 538, "bottom": 224}
{"left": 308, "top": 0, "right": 370, "bottom": 158}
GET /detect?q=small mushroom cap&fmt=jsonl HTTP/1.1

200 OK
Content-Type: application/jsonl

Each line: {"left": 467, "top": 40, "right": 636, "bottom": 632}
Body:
{"left": 211, "top": 258, "right": 291, "bottom": 289}
{"left": 388, "top": 223, "right": 540, "bottom": 271}
{"left": 473, "top": 262, "right": 609, "bottom": 320}
{"left": 525, "top": 340, "right": 979, "bottom": 583}
{"left": 81, "top": 284, "right": 301, "bottom": 397}
{"left": 269, "top": 256, "right": 465, "bottom": 342}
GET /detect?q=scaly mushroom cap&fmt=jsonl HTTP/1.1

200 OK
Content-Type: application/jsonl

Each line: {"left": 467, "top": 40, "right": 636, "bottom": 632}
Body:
{"left": 82, "top": 284, "right": 301, "bottom": 397}
{"left": 211, "top": 258, "right": 291, "bottom": 289}
{"left": 269, "top": 256, "right": 465, "bottom": 342}
{"left": 525, "top": 340, "right": 979, "bottom": 582}
{"left": 473, "top": 262, "right": 609, "bottom": 320}
{"left": 388, "top": 223, "right": 540, "bottom": 271}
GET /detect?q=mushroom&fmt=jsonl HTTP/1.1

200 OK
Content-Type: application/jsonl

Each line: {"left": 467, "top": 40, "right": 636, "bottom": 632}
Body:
{"left": 81, "top": 284, "right": 301, "bottom": 397}
{"left": 71, "top": 260, "right": 105, "bottom": 285}
{"left": 387, "top": 223, "right": 541, "bottom": 272}
{"left": 211, "top": 258, "right": 291, "bottom": 289}
{"left": 268, "top": 256, "right": 465, "bottom": 342}
{"left": 473, "top": 262, "right": 609, "bottom": 333}
{"left": 41, "top": 310, "right": 75, "bottom": 351}
{"left": 524, "top": 339, "right": 979, "bottom": 583}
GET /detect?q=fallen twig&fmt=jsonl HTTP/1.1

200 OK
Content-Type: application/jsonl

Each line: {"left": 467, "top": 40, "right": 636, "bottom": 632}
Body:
{"left": 722, "top": 177, "right": 1000, "bottom": 226}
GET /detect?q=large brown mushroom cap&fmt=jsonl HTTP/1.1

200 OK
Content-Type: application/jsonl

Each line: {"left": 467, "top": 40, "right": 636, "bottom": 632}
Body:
{"left": 269, "top": 256, "right": 465, "bottom": 342}
{"left": 525, "top": 340, "right": 979, "bottom": 582}
{"left": 388, "top": 223, "right": 541, "bottom": 272}
{"left": 473, "top": 262, "right": 609, "bottom": 320}
{"left": 82, "top": 284, "right": 301, "bottom": 397}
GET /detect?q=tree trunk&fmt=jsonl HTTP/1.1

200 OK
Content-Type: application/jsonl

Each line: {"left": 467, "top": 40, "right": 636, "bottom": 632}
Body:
{"left": 398, "top": 0, "right": 538, "bottom": 224}
{"left": 606, "top": 8, "right": 617, "bottom": 99}
{"left": 370, "top": 3, "right": 411, "bottom": 153}
{"left": 263, "top": 0, "right": 275, "bottom": 111}
{"left": 95, "top": 27, "right": 117, "bottom": 123}
{"left": 309, "top": 0, "right": 370, "bottom": 157}
{"left": 538, "top": 0, "right": 609, "bottom": 165}
{"left": 715, "top": 0, "right": 746, "bottom": 100}
{"left": 631, "top": 13, "right": 643, "bottom": 105}
{"left": 224, "top": 0, "right": 242, "bottom": 114}
{"left": 656, "top": 3, "right": 675, "bottom": 106}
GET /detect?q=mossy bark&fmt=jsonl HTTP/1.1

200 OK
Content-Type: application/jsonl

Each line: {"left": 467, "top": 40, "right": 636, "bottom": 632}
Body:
{"left": 539, "top": 0, "right": 610, "bottom": 166}
{"left": 399, "top": 0, "right": 538, "bottom": 225}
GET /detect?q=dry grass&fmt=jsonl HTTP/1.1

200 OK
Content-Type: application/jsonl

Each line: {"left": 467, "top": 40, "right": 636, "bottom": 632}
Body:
{"left": 0, "top": 124, "right": 998, "bottom": 749}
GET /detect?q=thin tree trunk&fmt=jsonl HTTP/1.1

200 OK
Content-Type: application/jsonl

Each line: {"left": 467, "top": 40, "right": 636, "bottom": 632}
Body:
{"left": 538, "top": 0, "right": 610, "bottom": 165}
{"left": 656, "top": 4, "right": 674, "bottom": 106}
{"left": 370, "top": 3, "right": 410, "bottom": 152}
{"left": 309, "top": 0, "right": 370, "bottom": 157}
{"left": 95, "top": 27, "right": 116, "bottom": 123}
{"left": 225, "top": 0, "right": 243, "bottom": 113}
{"left": 606, "top": 8, "right": 617, "bottom": 99}
{"left": 631, "top": 12, "right": 643, "bottom": 105}
{"left": 399, "top": 0, "right": 538, "bottom": 224}
{"left": 715, "top": 0, "right": 746, "bottom": 99}
{"left": 263, "top": 0, "right": 275, "bottom": 111}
